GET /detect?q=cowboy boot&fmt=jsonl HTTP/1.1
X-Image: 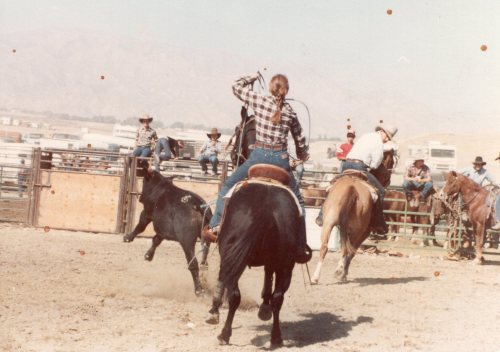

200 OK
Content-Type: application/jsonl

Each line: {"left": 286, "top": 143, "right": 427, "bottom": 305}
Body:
{"left": 295, "top": 217, "right": 312, "bottom": 264}
{"left": 370, "top": 199, "right": 389, "bottom": 235}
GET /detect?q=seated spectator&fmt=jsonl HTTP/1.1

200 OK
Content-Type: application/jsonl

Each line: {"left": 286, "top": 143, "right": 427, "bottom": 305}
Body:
{"left": 199, "top": 128, "right": 222, "bottom": 176}
{"left": 131, "top": 114, "right": 157, "bottom": 160}
{"left": 403, "top": 156, "right": 433, "bottom": 201}
{"left": 154, "top": 137, "right": 184, "bottom": 171}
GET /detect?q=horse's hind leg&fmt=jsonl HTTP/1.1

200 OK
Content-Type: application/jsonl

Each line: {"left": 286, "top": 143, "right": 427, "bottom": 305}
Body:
{"left": 144, "top": 234, "right": 163, "bottom": 261}
{"left": 473, "top": 222, "right": 485, "bottom": 265}
{"left": 199, "top": 236, "right": 210, "bottom": 270}
{"left": 334, "top": 253, "right": 354, "bottom": 283}
{"left": 312, "top": 220, "right": 335, "bottom": 284}
{"left": 124, "top": 210, "right": 152, "bottom": 242}
{"left": 181, "top": 243, "right": 204, "bottom": 296}
{"left": 218, "top": 284, "right": 241, "bottom": 345}
{"left": 270, "top": 265, "right": 293, "bottom": 347}
{"left": 206, "top": 280, "right": 224, "bottom": 325}
{"left": 258, "top": 266, "right": 273, "bottom": 321}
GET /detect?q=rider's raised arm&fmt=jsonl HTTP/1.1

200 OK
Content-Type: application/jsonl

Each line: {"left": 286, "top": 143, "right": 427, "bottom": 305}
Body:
{"left": 288, "top": 108, "right": 309, "bottom": 161}
{"left": 232, "top": 74, "right": 264, "bottom": 110}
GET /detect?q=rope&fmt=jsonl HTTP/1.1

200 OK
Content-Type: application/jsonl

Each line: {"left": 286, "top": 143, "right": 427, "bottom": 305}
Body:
{"left": 285, "top": 98, "right": 312, "bottom": 149}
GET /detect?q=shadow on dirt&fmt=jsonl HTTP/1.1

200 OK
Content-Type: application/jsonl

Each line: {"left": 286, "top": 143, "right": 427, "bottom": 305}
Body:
{"left": 351, "top": 276, "right": 428, "bottom": 286}
{"left": 250, "top": 312, "right": 373, "bottom": 349}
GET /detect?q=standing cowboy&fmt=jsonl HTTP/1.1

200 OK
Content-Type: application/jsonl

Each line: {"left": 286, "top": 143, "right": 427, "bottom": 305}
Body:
{"left": 198, "top": 128, "right": 223, "bottom": 175}
{"left": 403, "top": 155, "right": 434, "bottom": 201}
{"left": 132, "top": 114, "right": 157, "bottom": 159}
{"left": 202, "top": 72, "right": 311, "bottom": 263}
{"left": 462, "top": 156, "right": 500, "bottom": 230}
{"left": 336, "top": 129, "right": 356, "bottom": 173}
{"left": 343, "top": 125, "right": 398, "bottom": 234}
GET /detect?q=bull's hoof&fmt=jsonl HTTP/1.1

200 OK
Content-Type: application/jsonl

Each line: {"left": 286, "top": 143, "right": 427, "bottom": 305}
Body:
{"left": 206, "top": 313, "right": 219, "bottom": 325}
{"left": 217, "top": 334, "right": 230, "bottom": 345}
{"left": 195, "top": 288, "right": 205, "bottom": 297}
{"left": 258, "top": 303, "right": 272, "bottom": 321}
{"left": 310, "top": 278, "right": 319, "bottom": 285}
{"left": 144, "top": 252, "right": 154, "bottom": 261}
{"left": 123, "top": 234, "right": 135, "bottom": 243}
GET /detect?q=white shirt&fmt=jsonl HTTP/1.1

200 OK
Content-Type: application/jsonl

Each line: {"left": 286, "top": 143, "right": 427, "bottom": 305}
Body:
{"left": 347, "top": 132, "right": 384, "bottom": 169}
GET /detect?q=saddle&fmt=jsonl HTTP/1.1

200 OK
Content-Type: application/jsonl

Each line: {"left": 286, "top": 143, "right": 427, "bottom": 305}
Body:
{"left": 326, "top": 171, "right": 378, "bottom": 202}
{"left": 248, "top": 164, "right": 291, "bottom": 185}
{"left": 343, "top": 169, "right": 368, "bottom": 181}
{"left": 223, "top": 164, "right": 302, "bottom": 216}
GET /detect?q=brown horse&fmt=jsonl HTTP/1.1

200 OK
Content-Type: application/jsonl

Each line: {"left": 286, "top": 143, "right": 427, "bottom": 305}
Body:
{"left": 311, "top": 150, "right": 395, "bottom": 284}
{"left": 384, "top": 190, "right": 406, "bottom": 237}
{"left": 441, "top": 171, "right": 493, "bottom": 264}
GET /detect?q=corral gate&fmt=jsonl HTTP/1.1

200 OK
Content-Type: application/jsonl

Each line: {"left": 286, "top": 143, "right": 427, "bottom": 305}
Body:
{"left": 30, "top": 148, "right": 127, "bottom": 233}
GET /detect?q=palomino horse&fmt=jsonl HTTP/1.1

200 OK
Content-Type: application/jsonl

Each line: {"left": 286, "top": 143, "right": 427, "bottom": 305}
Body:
{"left": 441, "top": 171, "right": 492, "bottom": 264}
{"left": 226, "top": 106, "right": 256, "bottom": 167}
{"left": 311, "top": 150, "right": 395, "bottom": 284}
{"left": 206, "top": 166, "right": 302, "bottom": 347}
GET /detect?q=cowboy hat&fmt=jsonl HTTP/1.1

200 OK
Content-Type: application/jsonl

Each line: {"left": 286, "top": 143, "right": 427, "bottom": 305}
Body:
{"left": 375, "top": 124, "right": 398, "bottom": 140}
{"left": 207, "top": 127, "right": 221, "bottom": 139}
{"left": 346, "top": 128, "right": 356, "bottom": 138}
{"left": 495, "top": 152, "right": 500, "bottom": 161}
{"left": 472, "top": 156, "right": 486, "bottom": 165}
{"left": 412, "top": 153, "right": 426, "bottom": 163}
{"left": 139, "top": 114, "right": 153, "bottom": 122}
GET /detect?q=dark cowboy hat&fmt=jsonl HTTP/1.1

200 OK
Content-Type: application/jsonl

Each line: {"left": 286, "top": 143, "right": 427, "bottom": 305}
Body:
{"left": 472, "top": 156, "right": 486, "bottom": 165}
{"left": 207, "top": 127, "right": 221, "bottom": 139}
{"left": 347, "top": 131, "right": 356, "bottom": 138}
{"left": 495, "top": 152, "right": 500, "bottom": 161}
{"left": 139, "top": 114, "right": 153, "bottom": 122}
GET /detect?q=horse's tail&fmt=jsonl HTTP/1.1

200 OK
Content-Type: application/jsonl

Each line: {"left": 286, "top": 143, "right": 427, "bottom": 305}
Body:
{"left": 218, "top": 205, "right": 265, "bottom": 289}
{"left": 339, "top": 185, "right": 358, "bottom": 255}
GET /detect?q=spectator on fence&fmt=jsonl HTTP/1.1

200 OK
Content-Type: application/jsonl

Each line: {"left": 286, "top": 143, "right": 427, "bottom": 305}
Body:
{"left": 403, "top": 156, "right": 433, "bottom": 201}
{"left": 153, "top": 137, "right": 184, "bottom": 171}
{"left": 131, "top": 114, "right": 157, "bottom": 160}
{"left": 17, "top": 159, "right": 30, "bottom": 197}
{"left": 198, "top": 128, "right": 222, "bottom": 176}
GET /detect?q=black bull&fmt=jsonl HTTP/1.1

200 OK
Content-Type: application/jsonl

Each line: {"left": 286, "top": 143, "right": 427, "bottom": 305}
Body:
{"left": 123, "top": 168, "right": 212, "bottom": 296}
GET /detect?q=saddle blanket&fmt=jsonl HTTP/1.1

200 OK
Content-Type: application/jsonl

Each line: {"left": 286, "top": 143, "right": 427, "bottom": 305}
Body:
{"left": 224, "top": 177, "right": 303, "bottom": 216}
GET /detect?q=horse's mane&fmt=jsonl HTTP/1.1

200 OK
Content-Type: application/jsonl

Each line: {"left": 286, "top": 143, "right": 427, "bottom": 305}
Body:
{"left": 457, "top": 173, "right": 483, "bottom": 192}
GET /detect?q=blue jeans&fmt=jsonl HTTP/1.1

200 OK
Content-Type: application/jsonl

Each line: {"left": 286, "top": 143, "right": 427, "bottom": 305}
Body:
{"left": 199, "top": 155, "right": 219, "bottom": 173}
{"left": 209, "top": 148, "right": 304, "bottom": 228}
{"left": 132, "top": 146, "right": 152, "bottom": 158}
{"left": 403, "top": 180, "right": 433, "bottom": 198}
{"left": 155, "top": 138, "right": 172, "bottom": 170}
{"left": 155, "top": 138, "right": 172, "bottom": 160}
{"left": 294, "top": 163, "right": 304, "bottom": 182}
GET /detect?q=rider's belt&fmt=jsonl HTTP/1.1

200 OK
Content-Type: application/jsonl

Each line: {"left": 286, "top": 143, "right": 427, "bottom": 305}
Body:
{"left": 254, "top": 141, "right": 287, "bottom": 151}
{"left": 346, "top": 159, "right": 368, "bottom": 168}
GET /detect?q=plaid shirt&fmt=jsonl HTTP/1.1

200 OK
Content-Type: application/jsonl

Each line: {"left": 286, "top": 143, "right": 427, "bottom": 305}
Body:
{"left": 135, "top": 126, "right": 157, "bottom": 147}
{"left": 232, "top": 74, "right": 308, "bottom": 160}
{"left": 405, "top": 164, "right": 431, "bottom": 180}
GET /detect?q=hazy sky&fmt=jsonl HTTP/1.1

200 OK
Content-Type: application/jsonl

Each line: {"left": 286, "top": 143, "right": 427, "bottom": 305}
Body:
{"left": 1, "top": 0, "right": 499, "bottom": 137}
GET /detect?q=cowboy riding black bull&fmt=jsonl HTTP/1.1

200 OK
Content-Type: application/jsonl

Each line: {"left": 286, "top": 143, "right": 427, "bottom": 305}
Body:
{"left": 123, "top": 164, "right": 212, "bottom": 296}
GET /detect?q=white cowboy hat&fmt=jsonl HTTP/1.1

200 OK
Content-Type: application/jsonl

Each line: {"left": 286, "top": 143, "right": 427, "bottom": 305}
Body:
{"left": 139, "top": 114, "right": 153, "bottom": 122}
{"left": 412, "top": 153, "right": 426, "bottom": 163}
{"left": 375, "top": 125, "right": 398, "bottom": 140}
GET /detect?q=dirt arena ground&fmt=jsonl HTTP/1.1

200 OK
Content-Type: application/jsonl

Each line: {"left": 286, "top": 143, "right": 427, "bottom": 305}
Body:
{"left": 1, "top": 224, "right": 499, "bottom": 352}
